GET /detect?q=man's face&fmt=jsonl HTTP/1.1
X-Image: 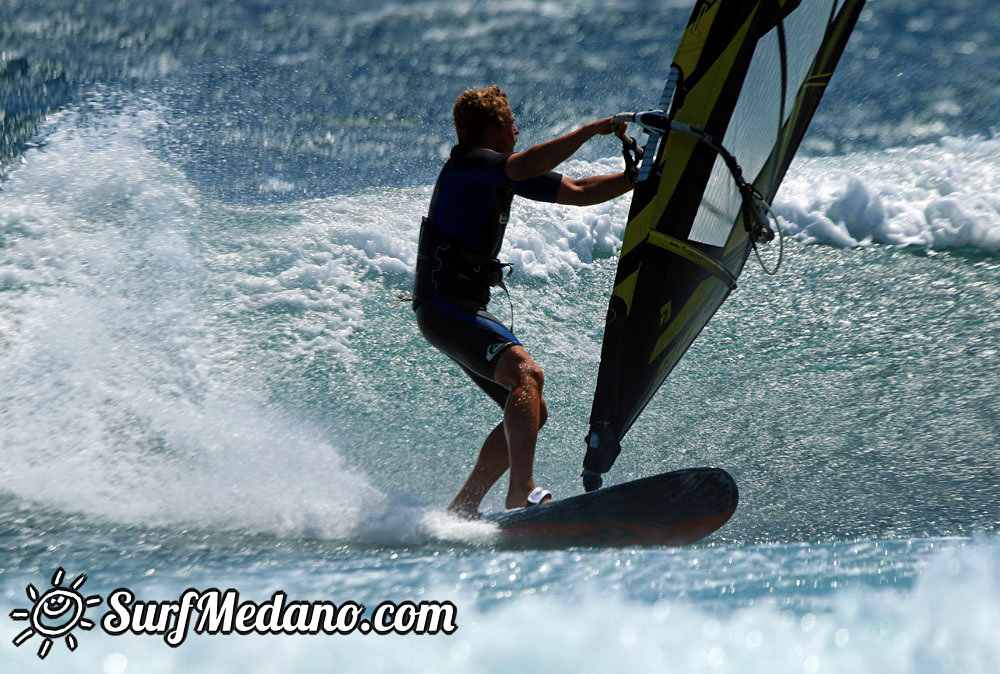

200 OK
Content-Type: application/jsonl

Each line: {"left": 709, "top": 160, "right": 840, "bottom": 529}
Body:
{"left": 497, "top": 104, "right": 518, "bottom": 152}
{"left": 479, "top": 103, "right": 519, "bottom": 153}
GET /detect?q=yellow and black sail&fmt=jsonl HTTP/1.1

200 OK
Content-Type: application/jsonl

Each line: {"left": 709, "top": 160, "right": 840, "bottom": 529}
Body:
{"left": 584, "top": 0, "right": 866, "bottom": 490}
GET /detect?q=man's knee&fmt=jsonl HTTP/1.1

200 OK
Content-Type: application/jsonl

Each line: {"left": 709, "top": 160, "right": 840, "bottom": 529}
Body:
{"left": 520, "top": 360, "right": 544, "bottom": 392}
{"left": 494, "top": 346, "right": 544, "bottom": 393}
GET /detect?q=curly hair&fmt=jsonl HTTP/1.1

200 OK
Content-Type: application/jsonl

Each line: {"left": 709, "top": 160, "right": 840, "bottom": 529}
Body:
{"left": 452, "top": 85, "right": 510, "bottom": 145}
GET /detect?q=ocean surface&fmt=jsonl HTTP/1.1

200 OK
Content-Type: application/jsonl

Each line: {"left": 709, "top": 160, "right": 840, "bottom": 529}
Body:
{"left": 2, "top": 0, "right": 999, "bottom": 671}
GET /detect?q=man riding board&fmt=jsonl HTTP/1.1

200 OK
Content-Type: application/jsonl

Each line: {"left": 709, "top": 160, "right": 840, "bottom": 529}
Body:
{"left": 413, "top": 85, "right": 633, "bottom": 518}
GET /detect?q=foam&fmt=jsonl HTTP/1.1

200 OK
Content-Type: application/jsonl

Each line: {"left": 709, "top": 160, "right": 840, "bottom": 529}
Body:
{"left": 268, "top": 136, "right": 1000, "bottom": 310}
{"left": 775, "top": 136, "right": 1000, "bottom": 251}
{"left": 507, "top": 140, "right": 1000, "bottom": 262}
{"left": 1, "top": 538, "right": 997, "bottom": 673}
{"left": 0, "top": 105, "right": 401, "bottom": 541}
{"left": 0, "top": 104, "right": 497, "bottom": 542}
{"left": 203, "top": 136, "right": 1000, "bottom": 365}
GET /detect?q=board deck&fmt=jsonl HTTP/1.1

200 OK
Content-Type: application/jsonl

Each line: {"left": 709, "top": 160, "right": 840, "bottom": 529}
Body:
{"left": 485, "top": 467, "right": 738, "bottom": 547}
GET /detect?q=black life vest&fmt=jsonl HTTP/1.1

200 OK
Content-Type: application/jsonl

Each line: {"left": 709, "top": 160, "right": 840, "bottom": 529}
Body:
{"left": 415, "top": 217, "right": 511, "bottom": 307}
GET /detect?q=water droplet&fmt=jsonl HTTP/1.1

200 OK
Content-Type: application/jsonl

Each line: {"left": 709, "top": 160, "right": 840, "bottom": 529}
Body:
{"left": 103, "top": 653, "right": 128, "bottom": 674}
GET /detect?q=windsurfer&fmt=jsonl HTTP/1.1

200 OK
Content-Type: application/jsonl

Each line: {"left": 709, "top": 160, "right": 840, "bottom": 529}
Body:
{"left": 413, "top": 85, "right": 633, "bottom": 517}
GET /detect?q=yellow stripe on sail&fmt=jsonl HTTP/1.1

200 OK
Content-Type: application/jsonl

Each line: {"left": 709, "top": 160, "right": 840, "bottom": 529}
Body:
{"left": 621, "top": 5, "right": 760, "bottom": 260}
{"left": 611, "top": 266, "right": 641, "bottom": 319}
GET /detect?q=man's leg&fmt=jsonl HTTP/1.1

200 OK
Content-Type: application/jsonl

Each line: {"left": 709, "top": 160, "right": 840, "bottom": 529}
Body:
{"left": 447, "top": 345, "right": 549, "bottom": 516}
{"left": 447, "top": 422, "right": 509, "bottom": 518}
{"left": 492, "top": 345, "right": 550, "bottom": 509}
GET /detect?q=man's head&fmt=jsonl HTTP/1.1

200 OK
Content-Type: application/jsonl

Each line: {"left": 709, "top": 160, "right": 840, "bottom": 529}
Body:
{"left": 452, "top": 85, "right": 518, "bottom": 152}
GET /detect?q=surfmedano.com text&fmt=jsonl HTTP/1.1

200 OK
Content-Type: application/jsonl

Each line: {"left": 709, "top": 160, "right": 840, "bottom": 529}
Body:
{"left": 102, "top": 588, "right": 458, "bottom": 645}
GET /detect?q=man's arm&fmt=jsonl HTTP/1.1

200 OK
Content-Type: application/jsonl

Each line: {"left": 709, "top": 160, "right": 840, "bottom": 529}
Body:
{"left": 556, "top": 173, "right": 633, "bottom": 206}
{"left": 505, "top": 117, "right": 621, "bottom": 182}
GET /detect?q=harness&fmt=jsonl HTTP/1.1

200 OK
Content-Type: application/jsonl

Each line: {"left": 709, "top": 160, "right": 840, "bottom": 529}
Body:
{"left": 417, "top": 216, "right": 513, "bottom": 308}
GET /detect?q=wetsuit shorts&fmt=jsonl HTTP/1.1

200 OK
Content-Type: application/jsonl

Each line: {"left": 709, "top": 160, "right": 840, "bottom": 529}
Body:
{"left": 415, "top": 295, "right": 520, "bottom": 408}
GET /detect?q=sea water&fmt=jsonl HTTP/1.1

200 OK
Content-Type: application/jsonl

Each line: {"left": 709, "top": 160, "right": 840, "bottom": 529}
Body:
{"left": 1, "top": 1, "right": 999, "bottom": 671}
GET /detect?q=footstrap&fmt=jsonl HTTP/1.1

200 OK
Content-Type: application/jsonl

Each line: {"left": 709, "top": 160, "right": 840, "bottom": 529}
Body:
{"left": 526, "top": 487, "right": 552, "bottom": 506}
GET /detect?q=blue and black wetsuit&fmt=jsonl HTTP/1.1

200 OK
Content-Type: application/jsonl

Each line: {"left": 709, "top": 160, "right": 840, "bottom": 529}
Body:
{"left": 414, "top": 144, "right": 562, "bottom": 407}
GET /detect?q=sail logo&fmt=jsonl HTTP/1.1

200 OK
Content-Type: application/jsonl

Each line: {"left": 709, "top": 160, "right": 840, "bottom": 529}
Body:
{"left": 659, "top": 300, "right": 673, "bottom": 326}
{"left": 690, "top": 0, "right": 720, "bottom": 36}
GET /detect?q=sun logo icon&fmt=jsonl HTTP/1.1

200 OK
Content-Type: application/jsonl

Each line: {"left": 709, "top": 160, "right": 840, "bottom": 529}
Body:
{"left": 9, "top": 567, "right": 103, "bottom": 659}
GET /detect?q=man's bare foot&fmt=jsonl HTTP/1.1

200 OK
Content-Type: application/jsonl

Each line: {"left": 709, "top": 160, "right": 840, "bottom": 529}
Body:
{"left": 446, "top": 502, "right": 482, "bottom": 520}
